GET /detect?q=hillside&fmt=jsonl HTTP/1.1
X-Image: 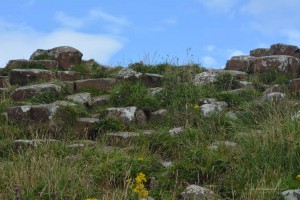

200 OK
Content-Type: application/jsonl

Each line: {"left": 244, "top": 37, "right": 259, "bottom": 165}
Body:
{"left": 1, "top": 44, "right": 300, "bottom": 200}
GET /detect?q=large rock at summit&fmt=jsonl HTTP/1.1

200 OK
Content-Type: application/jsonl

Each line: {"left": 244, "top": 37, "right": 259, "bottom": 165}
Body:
{"left": 250, "top": 48, "right": 270, "bottom": 57}
{"left": 250, "top": 55, "right": 300, "bottom": 77}
{"left": 30, "top": 46, "right": 83, "bottom": 70}
{"left": 270, "top": 43, "right": 300, "bottom": 58}
{"left": 75, "top": 78, "right": 116, "bottom": 92}
{"left": 5, "top": 59, "right": 59, "bottom": 70}
{"left": 10, "top": 69, "right": 55, "bottom": 86}
{"left": 7, "top": 104, "right": 58, "bottom": 123}
{"left": 11, "top": 83, "right": 61, "bottom": 101}
{"left": 225, "top": 56, "right": 256, "bottom": 71}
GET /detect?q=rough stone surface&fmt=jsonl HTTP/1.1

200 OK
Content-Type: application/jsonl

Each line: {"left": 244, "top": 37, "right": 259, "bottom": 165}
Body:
{"left": 168, "top": 127, "right": 185, "bottom": 136}
{"left": 73, "top": 118, "right": 99, "bottom": 139}
{"left": 106, "top": 106, "right": 137, "bottom": 125}
{"left": 75, "top": 78, "right": 116, "bottom": 92}
{"left": 147, "top": 87, "right": 163, "bottom": 96}
{"left": 56, "top": 71, "right": 81, "bottom": 81}
{"left": 30, "top": 46, "right": 83, "bottom": 70}
{"left": 11, "top": 83, "right": 61, "bottom": 101}
{"left": 135, "top": 109, "right": 147, "bottom": 126}
{"left": 225, "top": 56, "right": 256, "bottom": 71}
{"left": 53, "top": 101, "right": 77, "bottom": 107}
{"left": 91, "top": 95, "right": 110, "bottom": 107}
{"left": 0, "top": 76, "right": 10, "bottom": 88}
{"left": 270, "top": 43, "right": 300, "bottom": 58}
{"left": 10, "top": 69, "right": 55, "bottom": 85}
{"left": 250, "top": 48, "right": 270, "bottom": 57}
{"left": 192, "top": 71, "right": 218, "bottom": 85}
{"left": 213, "top": 69, "right": 248, "bottom": 79}
{"left": 208, "top": 141, "right": 237, "bottom": 150}
{"left": 290, "top": 78, "right": 300, "bottom": 95}
{"left": 150, "top": 109, "right": 167, "bottom": 120}
{"left": 115, "top": 68, "right": 142, "bottom": 80}
{"left": 180, "top": 184, "right": 217, "bottom": 200}
{"left": 251, "top": 55, "right": 300, "bottom": 78}
{"left": 199, "top": 98, "right": 228, "bottom": 117}
{"left": 281, "top": 189, "right": 300, "bottom": 200}
{"left": 66, "top": 93, "right": 92, "bottom": 106}
{"left": 141, "top": 73, "right": 164, "bottom": 87}
{"left": 63, "top": 81, "right": 75, "bottom": 94}
{"left": 5, "top": 59, "right": 58, "bottom": 70}
{"left": 7, "top": 104, "right": 58, "bottom": 123}
{"left": 236, "top": 81, "right": 254, "bottom": 89}
{"left": 262, "top": 92, "right": 285, "bottom": 102}
{"left": 263, "top": 84, "right": 284, "bottom": 95}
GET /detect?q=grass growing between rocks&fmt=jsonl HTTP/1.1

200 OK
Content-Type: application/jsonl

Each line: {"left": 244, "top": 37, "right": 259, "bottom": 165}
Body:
{"left": 1, "top": 62, "right": 300, "bottom": 200}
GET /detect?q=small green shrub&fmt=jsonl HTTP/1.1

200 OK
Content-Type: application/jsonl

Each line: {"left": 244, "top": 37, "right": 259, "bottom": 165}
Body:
{"left": 250, "top": 70, "right": 291, "bottom": 85}
{"left": 28, "top": 91, "right": 61, "bottom": 104}
{"left": 93, "top": 117, "right": 125, "bottom": 133}
{"left": 215, "top": 73, "right": 237, "bottom": 91}
{"left": 110, "top": 81, "right": 160, "bottom": 110}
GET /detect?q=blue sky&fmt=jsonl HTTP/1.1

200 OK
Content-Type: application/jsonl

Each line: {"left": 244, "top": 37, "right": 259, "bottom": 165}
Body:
{"left": 1, "top": 0, "right": 300, "bottom": 68}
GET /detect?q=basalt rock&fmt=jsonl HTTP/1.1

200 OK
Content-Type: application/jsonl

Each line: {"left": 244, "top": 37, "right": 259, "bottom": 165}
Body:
{"left": 30, "top": 46, "right": 83, "bottom": 70}
{"left": 10, "top": 69, "right": 55, "bottom": 86}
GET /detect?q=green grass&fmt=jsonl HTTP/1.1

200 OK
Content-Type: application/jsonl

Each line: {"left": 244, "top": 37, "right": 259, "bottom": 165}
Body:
{"left": 1, "top": 61, "right": 300, "bottom": 199}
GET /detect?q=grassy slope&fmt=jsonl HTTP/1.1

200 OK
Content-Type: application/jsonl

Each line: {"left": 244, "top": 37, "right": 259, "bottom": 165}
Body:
{"left": 0, "top": 63, "right": 300, "bottom": 200}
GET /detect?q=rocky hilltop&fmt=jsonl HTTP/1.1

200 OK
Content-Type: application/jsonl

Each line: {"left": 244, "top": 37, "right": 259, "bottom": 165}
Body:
{"left": 1, "top": 44, "right": 300, "bottom": 199}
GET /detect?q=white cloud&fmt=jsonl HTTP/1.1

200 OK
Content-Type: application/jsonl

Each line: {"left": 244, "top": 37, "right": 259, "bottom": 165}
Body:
{"left": 0, "top": 21, "right": 124, "bottom": 67}
{"left": 201, "top": 56, "right": 218, "bottom": 68}
{"left": 161, "top": 18, "right": 177, "bottom": 25}
{"left": 55, "top": 9, "right": 129, "bottom": 33}
{"left": 240, "top": 0, "right": 300, "bottom": 33}
{"left": 197, "top": 0, "right": 239, "bottom": 13}
{"left": 204, "top": 45, "right": 216, "bottom": 52}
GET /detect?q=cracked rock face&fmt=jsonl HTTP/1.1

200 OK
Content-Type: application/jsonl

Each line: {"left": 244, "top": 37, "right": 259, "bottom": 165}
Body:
{"left": 30, "top": 46, "right": 83, "bottom": 70}
{"left": 180, "top": 184, "right": 217, "bottom": 200}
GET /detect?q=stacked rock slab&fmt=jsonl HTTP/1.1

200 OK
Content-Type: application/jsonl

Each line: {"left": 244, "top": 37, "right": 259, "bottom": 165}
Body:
{"left": 5, "top": 59, "right": 58, "bottom": 70}
{"left": 10, "top": 69, "right": 55, "bottom": 85}
{"left": 30, "top": 46, "right": 83, "bottom": 70}
{"left": 225, "top": 43, "right": 300, "bottom": 78}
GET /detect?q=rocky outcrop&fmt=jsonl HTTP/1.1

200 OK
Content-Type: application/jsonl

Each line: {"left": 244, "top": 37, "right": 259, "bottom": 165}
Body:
{"left": 250, "top": 48, "right": 270, "bottom": 57}
{"left": 281, "top": 189, "right": 300, "bottom": 200}
{"left": 270, "top": 43, "right": 300, "bottom": 58}
{"left": 30, "top": 46, "right": 83, "bottom": 70}
{"left": 198, "top": 98, "right": 228, "bottom": 117}
{"left": 11, "top": 83, "right": 62, "bottom": 101}
{"left": 10, "top": 69, "right": 55, "bottom": 86}
{"left": 73, "top": 118, "right": 99, "bottom": 139}
{"left": 225, "top": 56, "right": 255, "bottom": 71}
{"left": 91, "top": 95, "right": 110, "bottom": 107}
{"left": 250, "top": 55, "right": 300, "bottom": 77}
{"left": 115, "top": 68, "right": 142, "bottom": 80}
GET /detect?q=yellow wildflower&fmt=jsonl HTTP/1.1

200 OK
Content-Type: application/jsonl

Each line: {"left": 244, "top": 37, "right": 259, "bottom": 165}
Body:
{"left": 138, "top": 157, "right": 144, "bottom": 161}
{"left": 194, "top": 104, "right": 200, "bottom": 109}
{"left": 85, "top": 198, "right": 97, "bottom": 200}
{"left": 296, "top": 174, "right": 300, "bottom": 179}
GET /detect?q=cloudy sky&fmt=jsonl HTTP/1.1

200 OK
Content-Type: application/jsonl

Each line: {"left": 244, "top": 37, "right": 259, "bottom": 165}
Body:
{"left": 1, "top": 0, "right": 300, "bottom": 68}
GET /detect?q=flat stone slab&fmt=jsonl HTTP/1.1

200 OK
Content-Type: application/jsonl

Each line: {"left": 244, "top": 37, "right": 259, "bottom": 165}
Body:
{"left": 75, "top": 78, "right": 116, "bottom": 92}
{"left": 56, "top": 71, "right": 81, "bottom": 81}
{"left": 10, "top": 69, "right": 55, "bottom": 86}
{"left": 106, "top": 106, "right": 137, "bottom": 125}
{"left": 11, "top": 83, "right": 62, "bottom": 101}
{"left": 66, "top": 92, "right": 92, "bottom": 106}
{"left": 7, "top": 104, "right": 58, "bottom": 123}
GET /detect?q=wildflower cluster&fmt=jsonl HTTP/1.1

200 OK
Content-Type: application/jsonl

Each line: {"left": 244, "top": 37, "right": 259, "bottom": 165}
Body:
{"left": 194, "top": 104, "right": 200, "bottom": 109}
{"left": 132, "top": 172, "right": 149, "bottom": 198}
